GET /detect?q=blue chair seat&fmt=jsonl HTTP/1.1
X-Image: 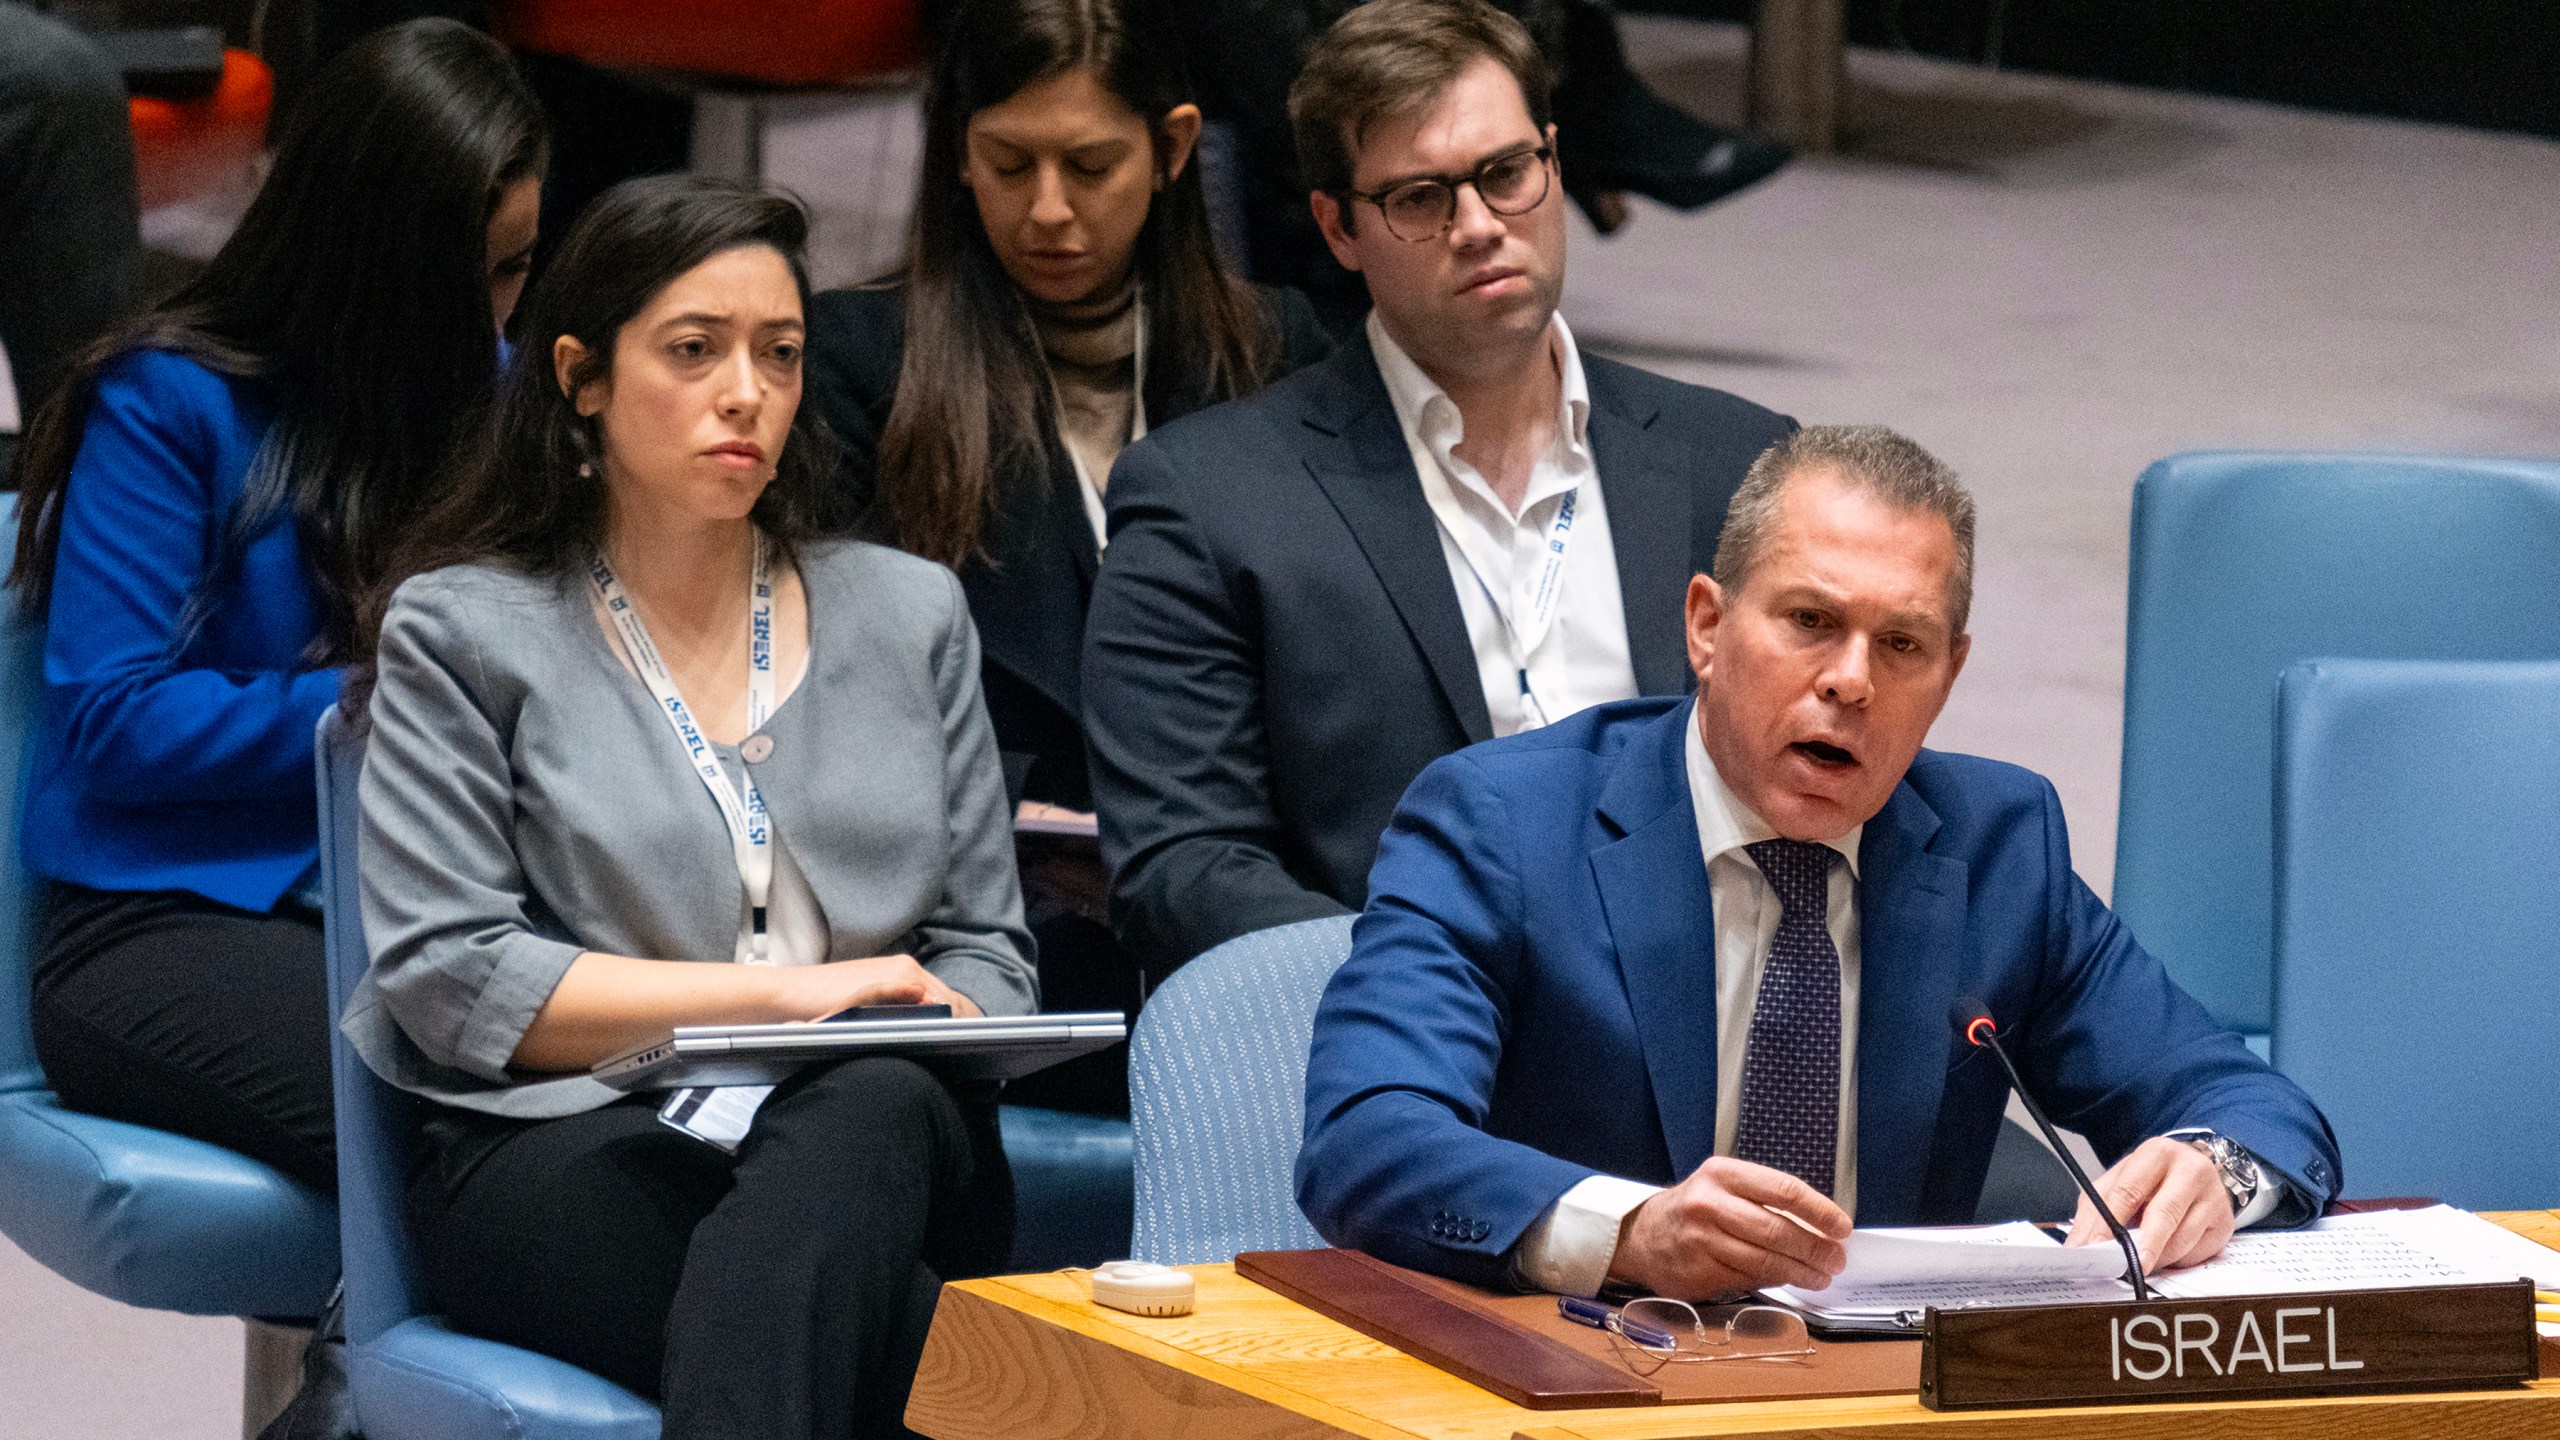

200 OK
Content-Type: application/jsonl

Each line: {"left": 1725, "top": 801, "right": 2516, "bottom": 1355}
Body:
{"left": 0, "top": 493, "right": 339, "bottom": 1340}
{"left": 2271, "top": 658, "right": 2560, "bottom": 1208}
{"left": 351, "top": 1316, "right": 659, "bottom": 1440}
{"left": 999, "top": 1104, "right": 1132, "bottom": 1270}
{"left": 1131, "top": 916, "right": 1354, "bottom": 1264}
{"left": 0, "top": 1089, "right": 336, "bottom": 1316}
{"left": 2114, "top": 451, "right": 2560, "bottom": 1037}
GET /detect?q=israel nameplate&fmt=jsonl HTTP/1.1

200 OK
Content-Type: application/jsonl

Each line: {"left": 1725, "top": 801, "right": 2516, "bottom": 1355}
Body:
{"left": 1919, "top": 1280, "right": 2537, "bottom": 1410}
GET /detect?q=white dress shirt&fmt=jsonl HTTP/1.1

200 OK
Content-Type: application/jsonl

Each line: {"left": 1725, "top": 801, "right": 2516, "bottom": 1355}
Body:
{"left": 1367, "top": 312, "right": 1638, "bottom": 737}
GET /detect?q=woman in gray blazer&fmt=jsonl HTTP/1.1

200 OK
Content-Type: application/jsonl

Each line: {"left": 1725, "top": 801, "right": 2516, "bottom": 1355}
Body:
{"left": 346, "top": 176, "right": 1035, "bottom": 1440}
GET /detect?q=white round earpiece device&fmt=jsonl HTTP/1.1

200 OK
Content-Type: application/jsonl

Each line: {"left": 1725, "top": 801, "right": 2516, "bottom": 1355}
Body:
{"left": 1088, "top": 1260, "right": 1196, "bottom": 1317}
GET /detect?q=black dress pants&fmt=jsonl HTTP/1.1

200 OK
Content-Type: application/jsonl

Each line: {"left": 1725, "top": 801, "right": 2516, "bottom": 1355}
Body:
{"left": 29, "top": 882, "right": 337, "bottom": 1195}
{"left": 411, "top": 1056, "right": 1012, "bottom": 1440}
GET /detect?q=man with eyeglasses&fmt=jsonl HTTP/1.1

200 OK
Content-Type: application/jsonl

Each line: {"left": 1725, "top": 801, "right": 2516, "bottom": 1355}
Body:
{"left": 1082, "top": 0, "right": 1791, "bottom": 974}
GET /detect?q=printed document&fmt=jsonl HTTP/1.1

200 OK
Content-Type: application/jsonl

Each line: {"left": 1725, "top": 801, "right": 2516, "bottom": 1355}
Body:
{"left": 1766, "top": 1206, "right": 2560, "bottom": 1330}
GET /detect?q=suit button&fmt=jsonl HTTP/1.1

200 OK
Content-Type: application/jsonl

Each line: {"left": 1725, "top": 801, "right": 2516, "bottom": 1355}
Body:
{"left": 1472, "top": 1222, "right": 1490, "bottom": 1241}
{"left": 741, "top": 734, "right": 775, "bottom": 764}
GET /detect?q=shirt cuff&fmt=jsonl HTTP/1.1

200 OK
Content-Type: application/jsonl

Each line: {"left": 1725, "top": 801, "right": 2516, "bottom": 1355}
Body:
{"left": 2233, "top": 1156, "right": 2285, "bottom": 1229}
{"left": 1510, "top": 1175, "right": 1664, "bottom": 1297}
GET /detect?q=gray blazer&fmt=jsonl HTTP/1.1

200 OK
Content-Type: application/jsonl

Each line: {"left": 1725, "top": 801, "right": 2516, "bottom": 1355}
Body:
{"left": 343, "top": 539, "right": 1038, "bottom": 1118}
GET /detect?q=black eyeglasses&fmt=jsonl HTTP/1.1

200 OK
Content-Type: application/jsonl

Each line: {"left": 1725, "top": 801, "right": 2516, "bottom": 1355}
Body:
{"left": 1340, "top": 144, "right": 1554, "bottom": 242}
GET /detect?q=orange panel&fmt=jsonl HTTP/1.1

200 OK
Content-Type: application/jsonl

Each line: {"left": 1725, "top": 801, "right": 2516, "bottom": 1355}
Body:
{"left": 130, "top": 50, "right": 273, "bottom": 210}
{"left": 494, "top": 0, "right": 922, "bottom": 88}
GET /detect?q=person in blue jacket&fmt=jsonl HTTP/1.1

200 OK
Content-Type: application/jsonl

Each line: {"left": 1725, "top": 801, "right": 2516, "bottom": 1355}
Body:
{"left": 5, "top": 19, "right": 548, "bottom": 1195}
{"left": 1297, "top": 425, "right": 2342, "bottom": 1301}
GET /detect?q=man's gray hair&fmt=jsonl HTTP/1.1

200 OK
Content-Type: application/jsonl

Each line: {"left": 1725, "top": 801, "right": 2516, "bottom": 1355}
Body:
{"left": 1712, "top": 425, "right": 1977, "bottom": 635}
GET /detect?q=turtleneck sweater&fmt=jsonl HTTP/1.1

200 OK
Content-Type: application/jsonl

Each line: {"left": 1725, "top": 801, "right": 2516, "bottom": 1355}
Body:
{"left": 1028, "top": 277, "right": 1139, "bottom": 508}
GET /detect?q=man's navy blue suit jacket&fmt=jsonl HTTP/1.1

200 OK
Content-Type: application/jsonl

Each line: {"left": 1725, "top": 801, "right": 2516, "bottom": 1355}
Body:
{"left": 1296, "top": 697, "right": 2342, "bottom": 1292}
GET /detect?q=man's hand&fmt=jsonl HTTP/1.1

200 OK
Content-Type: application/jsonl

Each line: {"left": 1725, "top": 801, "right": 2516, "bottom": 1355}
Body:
{"left": 2064, "top": 1136, "right": 2236, "bottom": 1273}
{"left": 1608, "top": 1157, "right": 1851, "bottom": 1299}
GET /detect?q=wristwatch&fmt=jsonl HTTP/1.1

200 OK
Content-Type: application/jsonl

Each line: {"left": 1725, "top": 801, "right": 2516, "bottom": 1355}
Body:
{"left": 2165, "top": 1127, "right": 2261, "bottom": 1216}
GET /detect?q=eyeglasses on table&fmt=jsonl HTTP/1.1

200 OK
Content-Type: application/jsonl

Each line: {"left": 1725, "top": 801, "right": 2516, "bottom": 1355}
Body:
{"left": 1557, "top": 1295, "right": 1817, "bottom": 1374}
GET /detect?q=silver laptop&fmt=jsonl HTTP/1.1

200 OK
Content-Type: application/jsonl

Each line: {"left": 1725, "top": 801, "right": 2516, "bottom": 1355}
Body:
{"left": 591, "top": 1011, "right": 1128, "bottom": 1091}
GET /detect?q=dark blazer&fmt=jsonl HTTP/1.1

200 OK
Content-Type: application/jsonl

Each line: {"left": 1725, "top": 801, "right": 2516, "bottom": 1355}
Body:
{"left": 804, "top": 282, "right": 1332, "bottom": 812}
{"left": 1081, "top": 337, "right": 1794, "bottom": 971}
{"left": 1295, "top": 698, "right": 2344, "bottom": 1291}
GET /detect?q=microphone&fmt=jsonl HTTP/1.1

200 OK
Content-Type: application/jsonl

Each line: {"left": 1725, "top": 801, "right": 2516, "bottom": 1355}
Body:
{"left": 1951, "top": 996, "right": 2153, "bottom": 1303}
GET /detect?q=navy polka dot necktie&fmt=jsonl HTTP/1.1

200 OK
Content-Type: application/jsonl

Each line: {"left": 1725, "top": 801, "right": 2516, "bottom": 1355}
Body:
{"left": 1733, "top": 838, "right": 1844, "bottom": 1197}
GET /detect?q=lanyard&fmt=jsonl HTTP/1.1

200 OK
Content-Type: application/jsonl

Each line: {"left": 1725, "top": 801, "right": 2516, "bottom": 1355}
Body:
{"left": 1061, "top": 292, "right": 1148, "bottom": 550}
{"left": 1436, "top": 482, "right": 1580, "bottom": 729}
{"left": 587, "top": 538, "right": 778, "bottom": 963}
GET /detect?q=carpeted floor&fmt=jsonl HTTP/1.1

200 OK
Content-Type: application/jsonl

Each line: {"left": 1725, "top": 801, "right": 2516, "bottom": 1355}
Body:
{"left": 6, "top": 18, "right": 2556, "bottom": 1435}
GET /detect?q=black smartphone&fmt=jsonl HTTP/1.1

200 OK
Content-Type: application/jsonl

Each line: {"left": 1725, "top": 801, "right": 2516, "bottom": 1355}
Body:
{"left": 822, "top": 1003, "right": 954, "bottom": 1023}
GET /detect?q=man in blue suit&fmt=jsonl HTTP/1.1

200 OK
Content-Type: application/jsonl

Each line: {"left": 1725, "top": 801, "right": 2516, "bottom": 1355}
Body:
{"left": 1297, "top": 425, "right": 2341, "bottom": 1301}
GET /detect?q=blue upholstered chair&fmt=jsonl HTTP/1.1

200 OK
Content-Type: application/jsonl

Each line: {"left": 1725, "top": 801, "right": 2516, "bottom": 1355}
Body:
{"left": 317, "top": 707, "right": 663, "bottom": 1438}
{"left": 2270, "top": 658, "right": 2560, "bottom": 1208}
{"left": 999, "top": 1104, "right": 1133, "bottom": 1270}
{"left": 1128, "top": 915, "right": 1353, "bottom": 1263}
{"left": 0, "top": 496, "right": 337, "bottom": 1420}
{"left": 2113, "top": 452, "right": 2560, "bottom": 1038}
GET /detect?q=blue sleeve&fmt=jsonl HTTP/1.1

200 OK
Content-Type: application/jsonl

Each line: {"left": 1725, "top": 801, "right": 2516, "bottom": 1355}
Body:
{"left": 2015, "top": 776, "right": 2343, "bottom": 1218}
{"left": 1295, "top": 751, "right": 1596, "bottom": 1289}
{"left": 42, "top": 356, "right": 342, "bottom": 806}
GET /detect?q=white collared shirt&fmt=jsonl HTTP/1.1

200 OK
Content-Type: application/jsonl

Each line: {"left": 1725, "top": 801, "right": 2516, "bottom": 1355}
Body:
{"left": 1514, "top": 702, "right": 1863, "bottom": 1296}
{"left": 1367, "top": 312, "right": 1637, "bottom": 737}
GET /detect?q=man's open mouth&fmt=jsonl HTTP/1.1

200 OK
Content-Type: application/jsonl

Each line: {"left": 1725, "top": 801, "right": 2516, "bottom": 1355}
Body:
{"left": 1793, "top": 739, "right": 1856, "bottom": 767}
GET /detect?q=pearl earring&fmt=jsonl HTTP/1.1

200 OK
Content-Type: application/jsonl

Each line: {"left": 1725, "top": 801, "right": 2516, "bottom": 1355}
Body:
{"left": 578, "top": 461, "right": 593, "bottom": 478}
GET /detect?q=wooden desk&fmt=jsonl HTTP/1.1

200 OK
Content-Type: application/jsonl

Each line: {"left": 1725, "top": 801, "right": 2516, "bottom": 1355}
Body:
{"left": 910, "top": 1211, "right": 2560, "bottom": 1440}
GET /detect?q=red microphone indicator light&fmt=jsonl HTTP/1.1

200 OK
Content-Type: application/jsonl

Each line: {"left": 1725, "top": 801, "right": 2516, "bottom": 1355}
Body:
{"left": 1952, "top": 996, "right": 1998, "bottom": 1048}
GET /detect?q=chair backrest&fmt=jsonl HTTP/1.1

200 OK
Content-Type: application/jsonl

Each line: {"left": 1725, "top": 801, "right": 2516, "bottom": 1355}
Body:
{"left": 2270, "top": 658, "right": 2560, "bottom": 1209}
{"left": 1128, "top": 915, "right": 1354, "bottom": 1264}
{"left": 2113, "top": 452, "right": 2560, "bottom": 1033}
{"left": 0, "top": 496, "right": 53, "bottom": 1097}
{"left": 316, "top": 706, "right": 426, "bottom": 1348}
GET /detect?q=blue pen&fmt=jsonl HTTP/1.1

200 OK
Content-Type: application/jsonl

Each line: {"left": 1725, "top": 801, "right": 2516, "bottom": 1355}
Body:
{"left": 1556, "top": 1294, "right": 1681, "bottom": 1350}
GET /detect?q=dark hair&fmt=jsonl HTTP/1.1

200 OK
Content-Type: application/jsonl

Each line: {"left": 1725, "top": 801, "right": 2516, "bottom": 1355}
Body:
{"left": 1289, "top": 0, "right": 1553, "bottom": 207}
{"left": 8, "top": 18, "right": 546, "bottom": 662}
{"left": 876, "top": 0, "right": 1277, "bottom": 569}
{"left": 368, "top": 176, "right": 834, "bottom": 643}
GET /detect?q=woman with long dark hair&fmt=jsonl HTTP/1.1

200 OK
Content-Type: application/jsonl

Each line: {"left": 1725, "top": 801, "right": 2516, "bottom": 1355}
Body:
{"left": 805, "top": 0, "right": 1329, "bottom": 1113}
{"left": 6, "top": 18, "right": 547, "bottom": 1195}
{"left": 350, "top": 174, "right": 1030, "bottom": 1437}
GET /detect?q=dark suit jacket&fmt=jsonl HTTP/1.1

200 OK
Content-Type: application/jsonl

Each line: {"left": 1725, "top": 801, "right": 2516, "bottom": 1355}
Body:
{"left": 1081, "top": 336, "right": 1794, "bottom": 971}
{"left": 1294, "top": 698, "right": 2344, "bottom": 1291}
{"left": 804, "top": 282, "right": 1332, "bottom": 810}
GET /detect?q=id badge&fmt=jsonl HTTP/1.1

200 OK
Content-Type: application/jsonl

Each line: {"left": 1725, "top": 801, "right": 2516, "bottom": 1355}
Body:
{"left": 658, "top": 1084, "right": 772, "bottom": 1153}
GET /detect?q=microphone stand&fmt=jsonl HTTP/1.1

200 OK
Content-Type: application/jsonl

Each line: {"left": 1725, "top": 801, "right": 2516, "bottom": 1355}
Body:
{"left": 1961, "top": 1012, "right": 2153, "bottom": 1303}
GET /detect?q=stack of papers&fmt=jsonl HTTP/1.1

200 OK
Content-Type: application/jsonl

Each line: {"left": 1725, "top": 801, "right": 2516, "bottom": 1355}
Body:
{"left": 1765, "top": 1206, "right": 2560, "bottom": 1335}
